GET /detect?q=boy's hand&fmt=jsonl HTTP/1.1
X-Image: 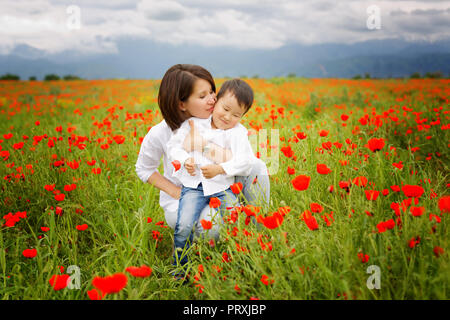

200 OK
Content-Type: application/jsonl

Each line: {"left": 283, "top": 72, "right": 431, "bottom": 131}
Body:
{"left": 184, "top": 158, "right": 196, "bottom": 176}
{"left": 200, "top": 164, "right": 225, "bottom": 179}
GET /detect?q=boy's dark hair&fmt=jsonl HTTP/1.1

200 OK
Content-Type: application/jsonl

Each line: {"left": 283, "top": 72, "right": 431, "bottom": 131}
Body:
{"left": 158, "top": 64, "right": 216, "bottom": 131}
{"left": 216, "top": 79, "right": 254, "bottom": 114}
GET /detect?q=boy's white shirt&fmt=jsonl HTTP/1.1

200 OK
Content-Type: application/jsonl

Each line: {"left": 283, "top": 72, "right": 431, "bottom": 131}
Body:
{"left": 167, "top": 116, "right": 255, "bottom": 196}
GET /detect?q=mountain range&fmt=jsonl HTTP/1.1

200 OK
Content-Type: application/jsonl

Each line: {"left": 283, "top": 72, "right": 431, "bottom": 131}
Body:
{"left": 1, "top": 38, "right": 449, "bottom": 79}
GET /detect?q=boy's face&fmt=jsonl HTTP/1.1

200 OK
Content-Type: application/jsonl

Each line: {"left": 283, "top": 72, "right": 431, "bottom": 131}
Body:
{"left": 212, "top": 91, "right": 246, "bottom": 130}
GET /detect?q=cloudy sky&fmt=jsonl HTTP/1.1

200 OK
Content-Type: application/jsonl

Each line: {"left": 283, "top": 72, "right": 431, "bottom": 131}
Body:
{"left": 0, "top": 0, "right": 449, "bottom": 55}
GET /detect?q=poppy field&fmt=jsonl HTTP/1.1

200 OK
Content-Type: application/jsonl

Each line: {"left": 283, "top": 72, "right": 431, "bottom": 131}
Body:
{"left": 0, "top": 77, "right": 449, "bottom": 300}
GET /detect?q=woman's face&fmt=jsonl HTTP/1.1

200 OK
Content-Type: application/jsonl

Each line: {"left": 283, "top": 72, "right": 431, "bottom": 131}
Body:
{"left": 180, "top": 78, "right": 216, "bottom": 119}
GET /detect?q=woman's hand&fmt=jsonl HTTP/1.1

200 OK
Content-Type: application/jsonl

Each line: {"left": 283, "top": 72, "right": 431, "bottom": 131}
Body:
{"left": 171, "top": 186, "right": 182, "bottom": 199}
{"left": 183, "top": 120, "right": 206, "bottom": 152}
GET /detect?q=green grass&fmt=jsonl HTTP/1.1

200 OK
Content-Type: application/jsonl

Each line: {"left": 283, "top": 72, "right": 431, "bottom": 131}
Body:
{"left": 0, "top": 78, "right": 448, "bottom": 300}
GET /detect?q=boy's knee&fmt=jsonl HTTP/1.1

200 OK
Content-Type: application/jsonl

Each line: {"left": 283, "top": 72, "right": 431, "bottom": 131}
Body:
{"left": 253, "top": 158, "right": 269, "bottom": 176}
{"left": 164, "top": 210, "right": 177, "bottom": 229}
{"left": 175, "top": 222, "right": 194, "bottom": 238}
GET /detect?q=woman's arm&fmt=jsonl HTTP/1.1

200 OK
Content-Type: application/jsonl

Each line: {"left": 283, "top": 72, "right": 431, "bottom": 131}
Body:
{"left": 147, "top": 171, "right": 181, "bottom": 199}
{"left": 136, "top": 124, "right": 181, "bottom": 199}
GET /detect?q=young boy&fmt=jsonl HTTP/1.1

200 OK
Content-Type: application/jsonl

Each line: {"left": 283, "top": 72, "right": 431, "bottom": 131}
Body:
{"left": 167, "top": 78, "right": 257, "bottom": 269}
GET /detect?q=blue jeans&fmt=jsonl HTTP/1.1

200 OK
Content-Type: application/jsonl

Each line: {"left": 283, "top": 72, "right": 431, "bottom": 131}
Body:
{"left": 173, "top": 183, "right": 237, "bottom": 267}
{"left": 235, "top": 158, "right": 270, "bottom": 211}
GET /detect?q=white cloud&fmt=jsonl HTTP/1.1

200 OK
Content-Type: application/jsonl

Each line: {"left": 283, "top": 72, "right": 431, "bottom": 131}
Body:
{"left": 0, "top": 0, "right": 448, "bottom": 55}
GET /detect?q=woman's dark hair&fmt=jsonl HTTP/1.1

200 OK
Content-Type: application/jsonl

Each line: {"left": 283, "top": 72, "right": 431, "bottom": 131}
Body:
{"left": 216, "top": 79, "right": 253, "bottom": 114}
{"left": 158, "top": 64, "right": 216, "bottom": 131}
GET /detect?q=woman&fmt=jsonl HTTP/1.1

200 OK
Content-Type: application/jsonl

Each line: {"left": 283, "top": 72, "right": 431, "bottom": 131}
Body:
{"left": 135, "top": 64, "right": 269, "bottom": 239}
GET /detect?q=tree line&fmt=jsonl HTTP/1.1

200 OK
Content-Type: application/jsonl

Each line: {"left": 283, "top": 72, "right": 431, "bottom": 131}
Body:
{"left": 0, "top": 74, "right": 82, "bottom": 81}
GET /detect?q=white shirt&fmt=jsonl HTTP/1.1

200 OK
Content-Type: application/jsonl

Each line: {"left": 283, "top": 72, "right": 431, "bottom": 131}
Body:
{"left": 167, "top": 116, "right": 255, "bottom": 196}
{"left": 135, "top": 120, "right": 182, "bottom": 214}
{"left": 135, "top": 119, "right": 256, "bottom": 213}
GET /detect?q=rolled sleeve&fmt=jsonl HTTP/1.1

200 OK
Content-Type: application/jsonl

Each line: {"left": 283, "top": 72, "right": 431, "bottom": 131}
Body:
{"left": 135, "top": 127, "right": 164, "bottom": 184}
{"left": 220, "top": 126, "right": 253, "bottom": 177}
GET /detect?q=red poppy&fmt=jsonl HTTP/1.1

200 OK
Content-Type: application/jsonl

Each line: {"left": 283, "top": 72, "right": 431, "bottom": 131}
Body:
{"left": 322, "top": 141, "right": 332, "bottom": 150}
{"left": 321, "top": 212, "right": 334, "bottom": 226}
{"left": 222, "top": 252, "right": 231, "bottom": 263}
{"left": 433, "top": 246, "right": 444, "bottom": 257}
{"left": 402, "top": 185, "right": 424, "bottom": 198}
{"left": 429, "top": 213, "right": 441, "bottom": 223}
{"left": 352, "top": 176, "right": 368, "bottom": 187}
{"left": 392, "top": 161, "right": 403, "bottom": 169}
{"left": 234, "top": 284, "right": 241, "bottom": 294}
{"left": 260, "top": 274, "right": 274, "bottom": 286}
{"left": 357, "top": 252, "right": 369, "bottom": 263}
{"left": 64, "top": 184, "right": 77, "bottom": 192}
{"left": 22, "top": 248, "right": 37, "bottom": 258}
{"left": 410, "top": 206, "right": 425, "bottom": 217}
{"left": 209, "top": 197, "right": 221, "bottom": 208}
{"left": 438, "top": 195, "right": 450, "bottom": 213}
{"left": 287, "top": 166, "right": 296, "bottom": 175}
{"left": 76, "top": 224, "right": 88, "bottom": 231}
{"left": 54, "top": 194, "right": 65, "bottom": 201}
{"left": 291, "top": 175, "right": 310, "bottom": 191}
{"left": 377, "top": 219, "right": 395, "bottom": 233}
{"left": 49, "top": 274, "right": 70, "bottom": 291}
{"left": 200, "top": 219, "right": 213, "bottom": 230}
{"left": 87, "top": 288, "right": 105, "bottom": 300}
{"left": 408, "top": 236, "right": 420, "bottom": 248}
{"left": 365, "top": 190, "right": 379, "bottom": 201}
{"left": 262, "top": 211, "right": 284, "bottom": 229}
{"left": 44, "top": 184, "right": 55, "bottom": 191}
{"left": 92, "top": 273, "right": 128, "bottom": 295}
{"left": 125, "top": 265, "right": 152, "bottom": 278}
{"left": 304, "top": 216, "right": 319, "bottom": 231}
{"left": 310, "top": 203, "right": 324, "bottom": 213}
{"left": 317, "top": 163, "right": 331, "bottom": 175}
{"left": 55, "top": 206, "right": 63, "bottom": 216}
{"left": 367, "top": 138, "right": 385, "bottom": 152}
{"left": 13, "top": 141, "right": 25, "bottom": 150}
{"left": 230, "top": 182, "right": 243, "bottom": 194}
{"left": 390, "top": 202, "right": 401, "bottom": 216}
{"left": 341, "top": 114, "right": 349, "bottom": 121}
{"left": 113, "top": 135, "right": 125, "bottom": 144}
{"left": 171, "top": 160, "right": 181, "bottom": 171}
{"left": 339, "top": 180, "right": 351, "bottom": 191}
{"left": 319, "top": 130, "right": 329, "bottom": 137}
{"left": 281, "top": 146, "right": 294, "bottom": 158}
